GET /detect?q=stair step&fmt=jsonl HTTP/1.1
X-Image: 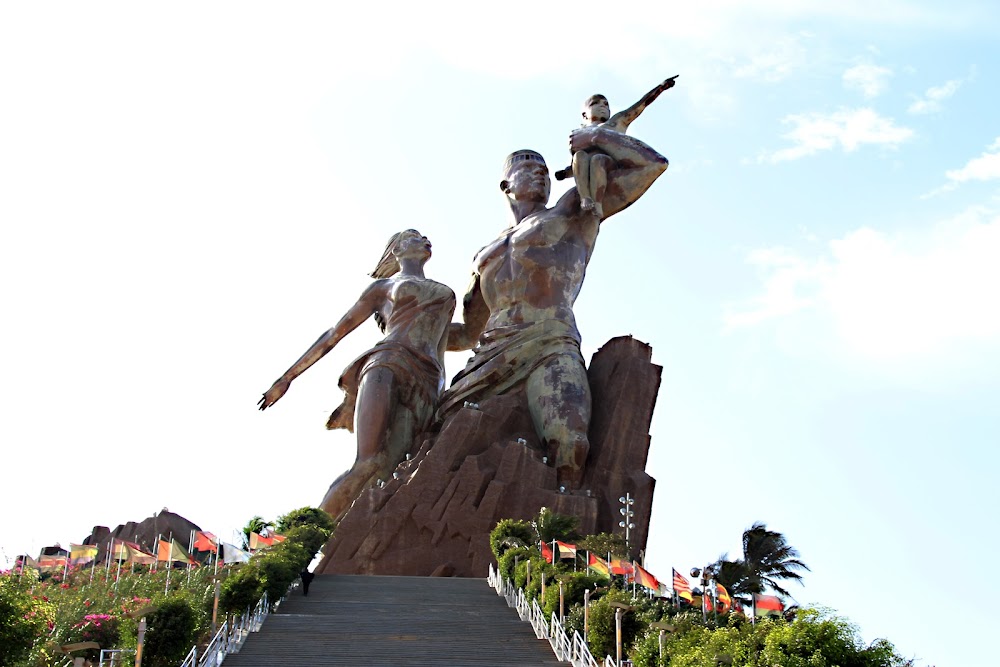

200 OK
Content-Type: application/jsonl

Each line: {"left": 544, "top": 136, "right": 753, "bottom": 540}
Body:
{"left": 222, "top": 575, "right": 563, "bottom": 666}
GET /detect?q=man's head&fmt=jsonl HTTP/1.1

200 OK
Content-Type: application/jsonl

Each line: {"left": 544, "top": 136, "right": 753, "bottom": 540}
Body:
{"left": 583, "top": 94, "right": 610, "bottom": 123}
{"left": 500, "top": 150, "right": 550, "bottom": 204}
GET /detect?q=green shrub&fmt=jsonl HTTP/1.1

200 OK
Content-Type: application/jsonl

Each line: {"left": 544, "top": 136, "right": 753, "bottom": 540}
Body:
{"left": 497, "top": 546, "right": 530, "bottom": 581}
{"left": 282, "top": 525, "right": 329, "bottom": 558}
{"left": 218, "top": 563, "right": 265, "bottom": 614}
{"left": 586, "top": 589, "right": 645, "bottom": 661}
{"left": 143, "top": 595, "right": 197, "bottom": 667}
{"left": 541, "top": 571, "right": 606, "bottom": 618}
{"left": 0, "top": 573, "right": 55, "bottom": 667}
{"left": 489, "top": 519, "right": 534, "bottom": 560}
{"left": 276, "top": 507, "right": 335, "bottom": 534}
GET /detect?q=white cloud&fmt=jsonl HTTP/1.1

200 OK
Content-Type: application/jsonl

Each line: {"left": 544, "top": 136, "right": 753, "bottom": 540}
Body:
{"left": 731, "top": 36, "right": 809, "bottom": 82}
{"left": 759, "top": 108, "right": 913, "bottom": 163}
{"left": 907, "top": 79, "right": 962, "bottom": 114}
{"left": 945, "top": 138, "right": 1000, "bottom": 183}
{"left": 725, "top": 208, "right": 1000, "bottom": 359}
{"left": 843, "top": 63, "right": 893, "bottom": 98}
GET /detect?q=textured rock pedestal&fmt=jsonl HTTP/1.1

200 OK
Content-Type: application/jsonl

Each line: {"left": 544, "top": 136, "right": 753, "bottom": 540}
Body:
{"left": 317, "top": 336, "right": 661, "bottom": 577}
{"left": 85, "top": 510, "right": 202, "bottom": 562}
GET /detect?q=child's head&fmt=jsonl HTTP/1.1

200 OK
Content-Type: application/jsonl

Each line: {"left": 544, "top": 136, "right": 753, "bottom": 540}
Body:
{"left": 582, "top": 94, "right": 610, "bottom": 123}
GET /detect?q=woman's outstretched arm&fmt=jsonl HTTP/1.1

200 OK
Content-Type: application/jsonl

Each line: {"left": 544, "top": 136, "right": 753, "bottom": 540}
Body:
{"left": 259, "top": 281, "right": 388, "bottom": 409}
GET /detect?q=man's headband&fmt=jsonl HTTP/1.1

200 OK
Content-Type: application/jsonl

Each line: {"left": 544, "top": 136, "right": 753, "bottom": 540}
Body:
{"left": 503, "top": 150, "right": 546, "bottom": 178}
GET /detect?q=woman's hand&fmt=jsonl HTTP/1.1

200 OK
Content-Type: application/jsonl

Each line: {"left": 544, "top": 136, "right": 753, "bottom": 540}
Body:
{"left": 258, "top": 378, "right": 291, "bottom": 410}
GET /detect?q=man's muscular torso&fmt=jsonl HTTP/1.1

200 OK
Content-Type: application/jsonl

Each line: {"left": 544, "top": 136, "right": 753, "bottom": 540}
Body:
{"left": 474, "top": 204, "right": 599, "bottom": 332}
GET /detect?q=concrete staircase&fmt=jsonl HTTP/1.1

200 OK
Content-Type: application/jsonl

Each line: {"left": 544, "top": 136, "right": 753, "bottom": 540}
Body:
{"left": 222, "top": 575, "right": 564, "bottom": 666}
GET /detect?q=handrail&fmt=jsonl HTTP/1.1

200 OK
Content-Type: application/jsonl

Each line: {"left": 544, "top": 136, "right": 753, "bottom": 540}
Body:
{"left": 196, "top": 619, "right": 229, "bottom": 667}
{"left": 99, "top": 649, "right": 135, "bottom": 667}
{"left": 488, "top": 563, "right": 611, "bottom": 667}
{"left": 156, "top": 590, "right": 276, "bottom": 666}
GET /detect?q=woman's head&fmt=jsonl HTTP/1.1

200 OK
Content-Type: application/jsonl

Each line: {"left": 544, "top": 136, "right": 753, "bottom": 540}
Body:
{"left": 370, "top": 229, "right": 430, "bottom": 278}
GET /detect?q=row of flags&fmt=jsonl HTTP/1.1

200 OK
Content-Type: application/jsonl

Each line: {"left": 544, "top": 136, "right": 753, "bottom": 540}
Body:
{"left": 14, "top": 531, "right": 285, "bottom": 575}
{"left": 537, "top": 540, "right": 786, "bottom": 618}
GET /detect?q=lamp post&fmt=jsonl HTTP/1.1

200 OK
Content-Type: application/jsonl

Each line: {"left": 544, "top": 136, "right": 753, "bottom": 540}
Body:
{"left": 650, "top": 621, "right": 674, "bottom": 665}
{"left": 690, "top": 566, "right": 717, "bottom": 623}
{"left": 134, "top": 617, "right": 146, "bottom": 667}
{"left": 618, "top": 493, "right": 636, "bottom": 553}
{"left": 610, "top": 602, "right": 635, "bottom": 667}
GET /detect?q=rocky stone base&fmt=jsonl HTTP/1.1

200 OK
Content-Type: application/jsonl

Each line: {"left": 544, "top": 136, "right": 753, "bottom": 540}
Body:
{"left": 316, "top": 336, "right": 661, "bottom": 577}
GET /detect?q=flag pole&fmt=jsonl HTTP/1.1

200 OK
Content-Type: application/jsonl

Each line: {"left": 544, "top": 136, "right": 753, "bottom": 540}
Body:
{"left": 165, "top": 532, "right": 172, "bottom": 595}
{"left": 153, "top": 534, "right": 161, "bottom": 573}
{"left": 115, "top": 541, "right": 124, "bottom": 592}
{"left": 105, "top": 539, "right": 113, "bottom": 581}
{"left": 187, "top": 530, "right": 195, "bottom": 584}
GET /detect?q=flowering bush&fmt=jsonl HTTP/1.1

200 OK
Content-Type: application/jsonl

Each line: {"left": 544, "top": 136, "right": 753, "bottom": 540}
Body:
{"left": 70, "top": 613, "right": 120, "bottom": 660}
{"left": 1, "top": 573, "right": 56, "bottom": 666}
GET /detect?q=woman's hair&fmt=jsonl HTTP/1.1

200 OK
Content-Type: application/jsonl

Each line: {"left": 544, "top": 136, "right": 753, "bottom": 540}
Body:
{"left": 369, "top": 228, "right": 421, "bottom": 279}
{"left": 369, "top": 229, "right": 422, "bottom": 331}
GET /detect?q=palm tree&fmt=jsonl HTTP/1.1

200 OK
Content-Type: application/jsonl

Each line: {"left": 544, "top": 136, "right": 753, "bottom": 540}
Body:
{"left": 531, "top": 507, "right": 580, "bottom": 543}
{"left": 712, "top": 554, "right": 752, "bottom": 597}
{"left": 739, "top": 522, "right": 809, "bottom": 596}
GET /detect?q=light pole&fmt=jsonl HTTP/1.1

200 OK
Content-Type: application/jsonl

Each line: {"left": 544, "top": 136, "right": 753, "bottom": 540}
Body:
{"left": 690, "top": 565, "right": 717, "bottom": 623}
{"left": 610, "top": 601, "right": 635, "bottom": 667}
{"left": 618, "top": 493, "right": 636, "bottom": 553}
{"left": 650, "top": 621, "right": 674, "bottom": 665}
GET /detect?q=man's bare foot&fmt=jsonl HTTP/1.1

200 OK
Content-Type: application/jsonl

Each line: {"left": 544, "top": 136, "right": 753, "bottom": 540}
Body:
{"left": 581, "top": 197, "right": 595, "bottom": 212}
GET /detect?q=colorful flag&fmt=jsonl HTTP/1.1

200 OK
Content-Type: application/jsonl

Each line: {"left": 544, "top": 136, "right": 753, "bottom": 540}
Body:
{"left": 110, "top": 539, "right": 143, "bottom": 560}
{"left": 672, "top": 569, "right": 693, "bottom": 603}
{"left": 540, "top": 541, "right": 554, "bottom": 564}
{"left": 37, "top": 555, "right": 68, "bottom": 571}
{"left": 556, "top": 541, "right": 576, "bottom": 558}
{"left": 610, "top": 558, "right": 633, "bottom": 576}
{"left": 754, "top": 593, "right": 784, "bottom": 617}
{"left": 271, "top": 534, "right": 286, "bottom": 544}
{"left": 70, "top": 544, "right": 99, "bottom": 565}
{"left": 588, "top": 553, "right": 610, "bottom": 577}
{"left": 715, "top": 583, "right": 732, "bottom": 614}
{"left": 193, "top": 531, "right": 218, "bottom": 553}
{"left": 249, "top": 532, "right": 275, "bottom": 550}
{"left": 125, "top": 544, "right": 156, "bottom": 565}
{"left": 222, "top": 542, "right": 251, "bottom": 564}
{"left": 158, "top": 539, "right": 194, "bottom": 564}
{"left": 633, "top": 562, "right": 660, "bottom": 591}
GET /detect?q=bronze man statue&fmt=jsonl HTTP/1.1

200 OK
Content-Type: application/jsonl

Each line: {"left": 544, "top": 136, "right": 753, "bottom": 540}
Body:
{"left": 260, "top": 230, "right": 456, "bottom": 519}
{"left": 439, "top": 87, "right": 671, "bottom": 489}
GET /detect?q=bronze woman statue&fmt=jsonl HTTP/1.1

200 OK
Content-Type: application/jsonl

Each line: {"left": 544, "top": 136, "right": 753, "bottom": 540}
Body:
{"left": 259, "top": 230, "right": 456, "bottom": 519}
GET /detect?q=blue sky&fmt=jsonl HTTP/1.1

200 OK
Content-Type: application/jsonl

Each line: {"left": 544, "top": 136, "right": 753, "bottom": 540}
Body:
{"left": 2, "top": 3, "right": 998, "bottom": 665}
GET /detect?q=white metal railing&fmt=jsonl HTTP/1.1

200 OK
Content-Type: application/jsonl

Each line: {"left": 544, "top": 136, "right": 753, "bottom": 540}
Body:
{"left": 179, "top": 644, "right": 197, "bottom": 667}
{"left": 99, "top": 649, "right": 134, "bottom": 667}
{"left": 488, "top": 563, "right": 610, "bottom": 667}
{"left": 167, "top": 590, "right": 276, "bottom": 667}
